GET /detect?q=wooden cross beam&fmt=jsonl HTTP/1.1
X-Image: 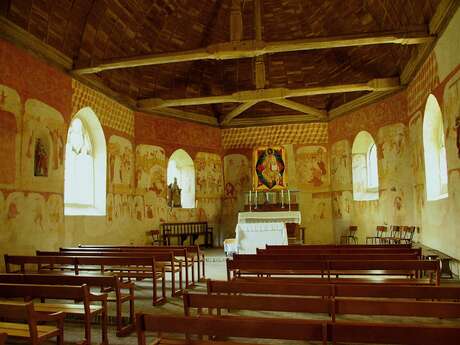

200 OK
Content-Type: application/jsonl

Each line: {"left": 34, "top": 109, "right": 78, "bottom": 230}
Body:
{"left": 137, "top": 78, "right": 401, "bottom": 110}
{"left": 73, "top": 31, "right": 433, "bottom": 74}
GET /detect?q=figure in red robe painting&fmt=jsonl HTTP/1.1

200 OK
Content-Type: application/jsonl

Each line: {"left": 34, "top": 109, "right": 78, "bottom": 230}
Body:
{"left": 255, "top": 148, "right": 285, "bottom": 189}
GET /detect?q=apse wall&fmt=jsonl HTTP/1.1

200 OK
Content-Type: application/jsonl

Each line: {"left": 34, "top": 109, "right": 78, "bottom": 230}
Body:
{"left": 221, "top": 124, "right": 334, "bottom": 244}
{"left": 0, "top": 38, "right": 223, "bottom": 270}
{"left": 329, "top": 7, "right": 460, "bottom": 261}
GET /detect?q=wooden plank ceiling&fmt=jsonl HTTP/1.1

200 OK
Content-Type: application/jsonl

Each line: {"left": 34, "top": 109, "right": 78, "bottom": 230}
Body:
{"left": 0, "top": 0, "right": 455, "bottom": 127}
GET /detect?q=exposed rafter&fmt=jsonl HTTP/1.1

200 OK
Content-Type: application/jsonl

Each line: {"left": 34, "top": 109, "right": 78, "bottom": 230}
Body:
{"left": 220, "top": 101, "right": 259, "bottom": 125}
{"left": 73, "top": 30, "right": 433, "bottom": 74}
{"left": 401, "top": 0, "right": 460, "bottom": 84}
{"left": 138, "top": 78, "right": 401, "bottom": 109}
{"left": 269, "top": 99, "right": 326, "bottom": 118}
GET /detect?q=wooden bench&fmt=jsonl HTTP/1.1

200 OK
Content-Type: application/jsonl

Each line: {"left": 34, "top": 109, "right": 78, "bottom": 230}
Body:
{"left": 4, "top": 255, "right": 166, "bottom": 305}
{"left": 259, "top": 246, "right": 422, "bottom": 255}
{"left": 237, "top": 253, "right": 421, "bottom": 261}
{"left": 0, "top": 301, "right": 64, "bottom": 345}
{"left": 227, "top": 258, "right": 441, "bottom": 285}
{"left": 0, "top": 273, "right": 135, "bottom": 336}
{"left": 0, "top": 283, "right": 107, "bottom": 345}
{"left": 160, "top": 222, "right": 213, "bottom": 247}
{"left": 49, "top": 248, "right": 187, "bottom": 297}
{"left": 136, "top": 314, "right": 328, "bottom": 345}
{"left": 74, "top": 244, "right": 206, "bottom": 282}
{"left": 266, "top": 244, "right": 413, "bottom": 249}
{"left": 0, "top": 332, "right": 5, "bottom": 345}
{"left": 183, "top": 291, "right": 460, "bottom": 321}
{"left": 206, "top": 279, "right": 460, "bottom": 300}
{"left": 136, "top": 314, "right": 460, "bottom": 345}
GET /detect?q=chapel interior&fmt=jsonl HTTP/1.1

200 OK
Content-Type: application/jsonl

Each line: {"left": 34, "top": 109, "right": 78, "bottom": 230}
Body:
{"left": 1, "top": 0, "right": 460, "bottom": 344}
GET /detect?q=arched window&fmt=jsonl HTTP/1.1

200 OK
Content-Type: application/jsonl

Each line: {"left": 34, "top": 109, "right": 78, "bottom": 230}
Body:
{"left": 352, "top": 131, "right": 379, "bottom": 201}
{"left": 423, "top": 94, "right": 448, "bottom": 201}
{"left": 167, "top": 149, "right": 195, "bottom": 208}
{"left": 64, "top": 107, "right": 106, "bottom": 215}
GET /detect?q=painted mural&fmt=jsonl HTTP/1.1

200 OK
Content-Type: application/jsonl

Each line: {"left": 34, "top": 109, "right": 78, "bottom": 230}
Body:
{"left": 330, "top": 140, "right": 352, "bottom": 191}
{"left": 135, "top": 144, "right": 167, "bottom": 196}
{"left": 295, "top": 146, "right": 329, "bottom": 191}
{"left": 22, "top": 99, "right": 65, "bottom": 193}
{"left": 195, "top": 152, "right": 223, "bottom": 198}
{"left": 222, "top": 154, "right": 251, "bottom": 239}
{"left": 108, "top": 135, "right": 134, "bottom": 193}
{"left": 444, "top": 71, "right": 460, "bottom": 169}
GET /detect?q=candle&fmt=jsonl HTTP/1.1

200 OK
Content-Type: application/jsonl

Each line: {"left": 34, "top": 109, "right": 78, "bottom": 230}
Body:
{"left": 255, "top": 190, "right": 258, "bottom": 209}
{"left": 281, "top": 189, "right": 284, "bottom": 208}
{"left": 249, "top": 191, "right": 252, "bottom": 211}
{"left": 288, "top": 190, "right": 291, "bottom": 211}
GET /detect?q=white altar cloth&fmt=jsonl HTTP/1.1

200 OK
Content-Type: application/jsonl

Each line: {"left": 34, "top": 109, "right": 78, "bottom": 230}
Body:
{"left": 238, "top": 211, "right": 301, "bottom": 224}
{"left": 235, "top": 222, "right": 287, "bottom": 254}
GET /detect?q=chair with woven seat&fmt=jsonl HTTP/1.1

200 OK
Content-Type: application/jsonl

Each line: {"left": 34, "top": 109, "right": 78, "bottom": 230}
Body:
{"left": 340, "top": 225, "right": 358, "bottom": 244}
{"left": 366, "top": 225, "right": 388, "bottom": 244}
{"left": 381, "top": 225, "right": 402, "bottom": 244}
{"left": 399, "top": 226, "right": 416, "bottom": 245}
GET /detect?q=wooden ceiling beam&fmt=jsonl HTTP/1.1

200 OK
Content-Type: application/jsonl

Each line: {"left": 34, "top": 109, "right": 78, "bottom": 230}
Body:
{"left": 401, "top": 0, "right": 460, "bottom": 84}
{"left": 73, "top": 30, "right": 433, "bottom": 74}
{"left": 220, "top": 101, "right": 259, "bottom": 125}
{"left": 227, "top": 114, "right": 323, "bottom": 127}
{"left": 137, "top": 78, "right": 401, "bottom": 109}
{"left": 269, "top": 99, "right": 327, "bottom": 118}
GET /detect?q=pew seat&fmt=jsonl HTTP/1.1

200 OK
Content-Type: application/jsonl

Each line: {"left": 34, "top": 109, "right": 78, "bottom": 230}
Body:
{"left": 0, "top": 301, "right": 64, "bottom": 345}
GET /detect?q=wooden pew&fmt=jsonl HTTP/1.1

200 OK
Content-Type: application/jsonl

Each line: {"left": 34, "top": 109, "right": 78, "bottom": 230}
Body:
{"left": 0, "top": 301, "right": 64, "bottom": 345}
{"left": 0, "top": 332, "right": 5, "bottom": 345}
{"left": 4, "top": 255, "right": 166, "bottom": 305}
{"left": 73, "top": 244, "right": 206, "bottom": 282}
{"left": 227, "top": 258, "right": 441, "bottom": 285}
{"left": 136, "top": 314, "right": 460, "bottom": 345}
{"left": 330, "top": 321, "right": 460, "bottom": 345}
{"left": 258, "top": 247, "right": 423, "bottom": 256}
{"left": 0, "top": 283, "right": 107, "bottom": 345}
{"left": 136, "top": 314, "right": 328, "bottom": 345}
{"left": 266, "top": 244, "right": 413, "bottom": 249}
{"left": 160, "top": 222, "right": 213, "bottom": 247}
{"left": 0, "top": 273, "right": 135, "bottom": 336}
{"left": 206, "top": 279, "right": 460, "bottom": 300}
{"left": 39, "top": 250, "right": 184, "bottom": 297}
{"left": 184, "top": 291, "right": 460, "bottom": 321}
{"left": 235, "top": 253, "right": 421, "bottom": 261}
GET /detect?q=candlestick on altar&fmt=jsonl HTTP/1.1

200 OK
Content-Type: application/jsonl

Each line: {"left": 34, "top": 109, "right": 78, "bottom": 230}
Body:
{"left": 249, "top": 190, "right": 252, "bottom": 212}
{"left": 281, "top": 189, "right": 284, "bottom": 208}
{"left": 255, "top": 190, "right": 258, "bottom": 209}
{"left": 288, "top": 189, "right": 291, "bottom": 211}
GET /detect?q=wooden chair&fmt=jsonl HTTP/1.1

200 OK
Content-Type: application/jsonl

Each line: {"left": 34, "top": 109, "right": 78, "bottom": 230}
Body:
{"left": 0, "top": 301, "right": 64, "bottom": 345}
{"left": 340, "top": 226, "right": 358, "bottom": 244}
{"left": 285, "top": 223, "right": 304, "bottom": 244}
{"left": 366, "top": 225, "right": 387, "bottom": 244}
{"left": 146, "top": 230, "right": 162, "bottom": 246}
{"left": 380, "top": 225, "right": 402, "bottom": 244}
{"left": 399, "top": 226, "right": 416, "bottom": 244}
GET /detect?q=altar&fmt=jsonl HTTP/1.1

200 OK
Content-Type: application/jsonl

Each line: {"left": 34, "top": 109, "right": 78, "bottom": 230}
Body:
{"left": 223, "top": 210, "right": 302, "bottom": 254}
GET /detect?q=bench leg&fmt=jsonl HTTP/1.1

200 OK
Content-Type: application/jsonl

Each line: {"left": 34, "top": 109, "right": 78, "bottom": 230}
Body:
{"left": 84, "top": 313, "right": 91, "bottom": 345}
{"left": 101, "top": 303, "right": 109, "bottom": 345}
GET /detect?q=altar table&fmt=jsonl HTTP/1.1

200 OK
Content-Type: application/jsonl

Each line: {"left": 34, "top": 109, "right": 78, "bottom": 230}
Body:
{"left": 235, "top": 222, "right": 288, "bottom": 254}
{"left": 237, "top": 211, "right": 301, "bottom": 224}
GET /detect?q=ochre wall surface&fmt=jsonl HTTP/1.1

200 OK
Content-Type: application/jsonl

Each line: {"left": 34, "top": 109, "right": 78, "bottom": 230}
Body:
{"left": 1, "top": 8, "right": 460, "bottom": 268}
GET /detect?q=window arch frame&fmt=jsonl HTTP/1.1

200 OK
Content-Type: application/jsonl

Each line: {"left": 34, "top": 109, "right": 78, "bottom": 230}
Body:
{"left": 167, "top": 149, "right": 196, "bottom": 209}
{"left": 352, "top": 131, "right": 379, "bottom": 201}
{"left": 423, "top": 94, "right": 448, "bottom": 201}
{"left": 64, "top": 107, "right": 107, "bottom": 216}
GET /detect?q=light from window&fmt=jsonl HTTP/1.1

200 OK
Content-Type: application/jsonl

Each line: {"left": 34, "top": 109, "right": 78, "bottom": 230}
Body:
{"left": 352, "top": 131, "right": 379, "bottom": 201}
{"left": 64, "top": 107, "right": 106, "bottom": 216}
{"left": 64, "top": 119, "right": 94, "bottom": 207}
{"left": 367, "top": 144, "right": 379, "bottom": 189}
{"left": 423, "top": 94, "right": 448, "bottom": 201}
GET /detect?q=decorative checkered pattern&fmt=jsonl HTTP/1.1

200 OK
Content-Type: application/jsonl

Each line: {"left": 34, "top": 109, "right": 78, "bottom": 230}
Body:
{"left": 71, "top": 80, "right": 134, "bottom": 136}
{"left": 222, "top": 123, "right": 328, "bottom": 149}
{"left": 407, "top": 53, "right": 440, "bottom": 116}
